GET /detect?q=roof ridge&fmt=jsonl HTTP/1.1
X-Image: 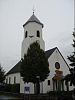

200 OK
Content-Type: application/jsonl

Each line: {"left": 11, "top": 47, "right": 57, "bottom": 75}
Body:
{"left": 45, "top": 47, "right": 57, "bottom": 52}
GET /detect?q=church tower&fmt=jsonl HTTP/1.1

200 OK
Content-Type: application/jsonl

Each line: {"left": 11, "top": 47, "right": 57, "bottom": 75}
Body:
{"left": 21, "top": 13, "right": 45, "bottom": 58}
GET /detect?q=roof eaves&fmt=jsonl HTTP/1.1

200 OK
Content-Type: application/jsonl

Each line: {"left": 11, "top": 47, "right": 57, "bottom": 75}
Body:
{"left": 23, "top": 21, "right": 43, "bottom": 28}
{"left": 6, "top": 61, "right": 21, "bottom": 75}
{"left": 56, "top": 48, "right": 70, "bottom": 69}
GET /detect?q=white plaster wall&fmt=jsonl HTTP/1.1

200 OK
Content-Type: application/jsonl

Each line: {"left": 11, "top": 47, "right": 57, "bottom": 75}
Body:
{"left": 5, "top": 73, "right": 20, "bottom": 84}
{"left": 20, "top": 77, "right": 25, "bottom": 93}
{"left": 20, "top": 77, "right": 34, "bottom": 94}
{"left": 23, "top": 22, "right": 43, "bottom": 38}
{"left": 40, "top": 82, "right": 43, "bottom": 93}
{"left": 6, "top": 73, "right": 34, "bottom": 94}
{"left": 21, "top": 22, "right": 45, "bottom": 58}
{"left": 21, "top": 38, "right": 45, "bottom": 58}
{"left": 20, "top": 77, "right": 43, "bottom": 94}
{"left": 43, "top": 48, "right": 70, "bottom": 93}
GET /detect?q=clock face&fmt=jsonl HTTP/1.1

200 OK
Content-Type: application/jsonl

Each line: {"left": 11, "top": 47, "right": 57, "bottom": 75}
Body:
{"left": 55, "top": 62, "right": 60, "bottom": 69}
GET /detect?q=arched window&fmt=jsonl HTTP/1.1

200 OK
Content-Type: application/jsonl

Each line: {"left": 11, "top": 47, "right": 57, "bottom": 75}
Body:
{"left": 55, "top": 62, "right": 60, "bottom": 69}
{"left": 25, "top": 31, "right": 27, "bottom": 38}
{"left": 9, "top": 77, "right": 11, "bottom": 84}
{"left": 6, "top": 78, "right": 8, "bottom": 84}
{"left": 14, "top": 76, "right": 16, "bottom": 84}
{"left": 48, "top": 80, "right": 50, "bottom": 85}
{"left": 37, "top": 30, "right": 40, "bottom": 37}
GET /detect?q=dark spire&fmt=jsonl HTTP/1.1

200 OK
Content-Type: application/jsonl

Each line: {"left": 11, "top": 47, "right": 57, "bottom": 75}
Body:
{"left": 23, "top": 14, "right": 43, "bottom": 28}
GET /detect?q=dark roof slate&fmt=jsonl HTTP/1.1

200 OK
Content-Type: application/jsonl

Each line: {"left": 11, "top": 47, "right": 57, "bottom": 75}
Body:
{"left": 6, "top": 61, "right": 21, "bottom": 75}
{"left": 6, "top": 47, "right": 57, "bottom": 75}
{"left": 23, "top": 14, "right": 43, "bottom": 28}
{"left": 45, "top": 47, "right": 57, "bottom": 58}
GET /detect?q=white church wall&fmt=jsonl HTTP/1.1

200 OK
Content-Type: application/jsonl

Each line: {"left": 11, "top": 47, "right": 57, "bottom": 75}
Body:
{"left": 5, "top": 73, "right": 20, "bottom": 84}
{"left": 23, "top": 22, "right": 43, "bottom": 39}
{"left": 48, "top": 48, "right": 69, "bottom": 77}
{"left": 21, "top": 37, "right": 45, "bottom": 58}
{"left": 40, "top": 82, "right": 43, "bottom": 93}
{"left": 20, "top": 77, "right": 34, "bottom": 94}
{"left": 6, "top": 73, "right": 34, "bottom": 94}
{"left": 20, "top": 77, "right": 24, "bottom": 93}
{"left": 20, "top": 78, "right": 44, "bottom": 94}
{"left": 29, "top": 83, "right": 34, "bottom": 93}
{"left": 43, "top": 48, "right": 70, "bottom": 93}
{"left": 21, "top": 22, "right": 45, "bottom": 58}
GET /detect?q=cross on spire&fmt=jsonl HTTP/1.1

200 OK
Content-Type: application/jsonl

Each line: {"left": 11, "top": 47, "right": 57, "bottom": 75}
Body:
{"left": 32, "top": 6, "right": 35, "bottom": 14}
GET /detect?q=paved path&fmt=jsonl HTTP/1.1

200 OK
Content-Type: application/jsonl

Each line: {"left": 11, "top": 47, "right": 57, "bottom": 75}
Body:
{"left": 0, "top": 95, "right": 22, "bottom": 100}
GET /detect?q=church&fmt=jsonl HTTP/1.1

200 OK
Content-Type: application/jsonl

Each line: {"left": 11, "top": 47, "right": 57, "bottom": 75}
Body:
{"left": 5, "top": 12, "right": 70, "bottom": 93}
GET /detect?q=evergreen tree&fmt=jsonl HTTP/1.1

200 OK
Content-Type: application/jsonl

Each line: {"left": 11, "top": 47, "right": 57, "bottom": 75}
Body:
{"left": 0, "top": 64, "right": 5, "bottom": 83}
{"left": 20, "top": 42, "right": 50, "bottom": 93}
{"left": 64, "top": 29, "right": 75, "bottom": 87}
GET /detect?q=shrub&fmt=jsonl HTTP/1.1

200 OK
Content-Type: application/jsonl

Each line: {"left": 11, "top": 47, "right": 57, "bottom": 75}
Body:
{"left": 0, "top": 84, "right": 20, "bottom": 93}
{"left": 11, "top": 84, "right": 20, "bottom": 93}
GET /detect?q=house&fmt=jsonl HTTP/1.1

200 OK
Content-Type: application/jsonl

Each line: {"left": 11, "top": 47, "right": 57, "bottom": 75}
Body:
{"left": 5, "top": 12, "right": 71, "bottom": 93}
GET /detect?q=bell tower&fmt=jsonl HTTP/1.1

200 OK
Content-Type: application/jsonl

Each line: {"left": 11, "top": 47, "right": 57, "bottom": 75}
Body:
{"left": 21, "top": 13, "right": 45, "bottom": 58}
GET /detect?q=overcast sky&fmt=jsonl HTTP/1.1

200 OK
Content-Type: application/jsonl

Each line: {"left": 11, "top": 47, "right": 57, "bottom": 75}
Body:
{"left": 0, "top": 0, "right": 74, "bottom": 72}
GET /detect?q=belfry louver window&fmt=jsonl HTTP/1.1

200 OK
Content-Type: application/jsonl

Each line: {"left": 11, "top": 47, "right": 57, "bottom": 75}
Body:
{"left": 37, "top": 30, "right": 40, "bottom": 37}
{"left": 25, "top": 31, "right": 27, "bottom": 38}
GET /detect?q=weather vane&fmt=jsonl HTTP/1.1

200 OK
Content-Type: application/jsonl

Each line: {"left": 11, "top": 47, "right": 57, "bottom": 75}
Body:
{"left": 33, "top": 6, "right": 35, "bottom": 14}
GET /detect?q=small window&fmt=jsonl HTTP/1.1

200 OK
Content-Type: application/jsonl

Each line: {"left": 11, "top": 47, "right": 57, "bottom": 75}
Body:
{"left": 14, "top": 77, "right": 16, "bottom": 84}
{"left": 9, "top": 77, "right": 11, "bottom": 84}
{"left": 48, "top": 80, "right": 50, "bottom": 85}
{"left": 37, "top": 31, "right": 40, "bottom": 37}
{"left": 25, "top": 31, "right": 27, "bottom": 38}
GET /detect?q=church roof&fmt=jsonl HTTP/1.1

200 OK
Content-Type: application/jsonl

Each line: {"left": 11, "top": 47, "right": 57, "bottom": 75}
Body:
{"left": 6, "top": 47, "right": 56, "bottom": 75}
{"left": 45, "top": 47, "right": 57, "bottom": 58}
{"left": 6, "top": 61, "right": 21, "bottom": 75}
{"left": 23, "top": 14, "right": 43, "bottom": 28}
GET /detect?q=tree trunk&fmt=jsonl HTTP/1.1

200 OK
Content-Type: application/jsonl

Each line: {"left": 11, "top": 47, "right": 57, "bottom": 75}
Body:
{"left": 34, "top": 83, "right": 37, "bottom": 94}
{"left": 36, "top": 82, "right": 40, "bottom": 94}
{"left": 34, "top": 82, "right": 40, "bottom": 94}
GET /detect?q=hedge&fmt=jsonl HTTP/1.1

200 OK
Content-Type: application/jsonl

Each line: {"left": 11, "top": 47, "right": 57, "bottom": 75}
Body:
{"left": 0, "top": 84, "right": 20, "bottom": 93}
